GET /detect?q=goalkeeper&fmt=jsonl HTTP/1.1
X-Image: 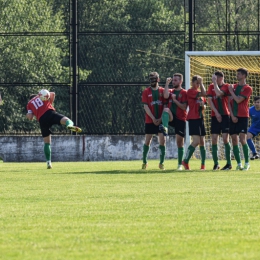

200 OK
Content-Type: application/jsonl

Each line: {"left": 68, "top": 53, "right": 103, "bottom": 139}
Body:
{"left": 247, "top": 96, "right": 260, "bottom": 160}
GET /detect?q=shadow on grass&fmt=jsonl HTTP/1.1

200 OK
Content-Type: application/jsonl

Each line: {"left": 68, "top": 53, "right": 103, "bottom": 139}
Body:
{"left": 55, "top": 169, "right": 213, "bottom": 175}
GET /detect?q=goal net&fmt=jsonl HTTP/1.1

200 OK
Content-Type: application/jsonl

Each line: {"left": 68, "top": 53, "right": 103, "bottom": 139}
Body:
{"left": 185, "top": 51, "right": 260, "bottom": 160}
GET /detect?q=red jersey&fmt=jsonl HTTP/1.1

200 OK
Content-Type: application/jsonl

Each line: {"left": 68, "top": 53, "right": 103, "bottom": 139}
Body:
{"left": 207, "top": 83, "right": 230, "bottom": 116}
{"left": 27, "top": 95, "right": 55, "bottom": 121}
{"left": 187, "top": 88, "right": 206, "bottom": 120}
{"left": 230, "top": 84, "right": 252, "bottom": 117}
{"left": 167, "top": 88, "right": 187, "bottom": 121}
{"left": 142, "top": 86, "right": 165, "bottom": 123}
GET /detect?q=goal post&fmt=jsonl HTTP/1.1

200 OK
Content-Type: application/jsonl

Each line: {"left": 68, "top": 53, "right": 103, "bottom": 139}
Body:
{"left": 184, "top": 51, "right": 260, "bottom": 159}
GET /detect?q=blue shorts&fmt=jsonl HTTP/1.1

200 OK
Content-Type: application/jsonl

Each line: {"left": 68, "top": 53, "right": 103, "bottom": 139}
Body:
{"left": 248, "top": 126, "right": 260, "bottom": 137}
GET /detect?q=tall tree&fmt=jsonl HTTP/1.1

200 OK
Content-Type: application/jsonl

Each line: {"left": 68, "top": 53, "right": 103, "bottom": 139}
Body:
{"left": 0, "top": 0, "right": 69, "bottom": 133}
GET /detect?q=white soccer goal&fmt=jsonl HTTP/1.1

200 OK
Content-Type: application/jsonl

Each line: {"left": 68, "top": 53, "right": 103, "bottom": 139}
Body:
{"left": 184, "top": 51, "right": 260, "bottom": 159}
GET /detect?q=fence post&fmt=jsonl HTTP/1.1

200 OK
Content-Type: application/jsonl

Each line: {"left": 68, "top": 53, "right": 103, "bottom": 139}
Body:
{"left": 72, "top": 0, "right": 78, "bottom": 128}
{"left": 188, "top": 0, "right": 194, "bottom": 51}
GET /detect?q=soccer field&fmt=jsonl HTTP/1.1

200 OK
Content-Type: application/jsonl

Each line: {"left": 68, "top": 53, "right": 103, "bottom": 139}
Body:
{"left": 1, "top": 160, "right": 260, "bottom": 260}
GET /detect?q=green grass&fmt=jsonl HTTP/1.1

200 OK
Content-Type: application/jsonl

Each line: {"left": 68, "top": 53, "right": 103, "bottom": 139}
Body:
{"left": 1, "top": 160, "right": 260, "bottom": 260}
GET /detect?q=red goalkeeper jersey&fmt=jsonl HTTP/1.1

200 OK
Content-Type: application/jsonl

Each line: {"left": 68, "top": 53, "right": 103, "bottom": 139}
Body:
{"left": 187, "top": 88, "right": 206, "bottom": 120}
{"left": 167, "top": 88, "right": 187, "bottom": 121}
{"left": 230, "top": 84, "right": 252, "bottom": 117}
{"left": 207, "top": 83, "right": 230, "bottom": 116}
{"left": 142, "top": 86, "right": 165, "bottom": 123}
{"left": 27, "top": 95, "right": 55, "bottom": 121}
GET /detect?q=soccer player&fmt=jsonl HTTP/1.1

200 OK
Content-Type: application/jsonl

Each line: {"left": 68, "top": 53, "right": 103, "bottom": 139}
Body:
{"left": 26, "top": 90, "right": 82, "bottom": 169}
{"left": 160, "top": 73, "right": 187, "bottom": 170}
{"left": 141, "top": 72, "right": 166, "bottom": 170}
{"left": 228, "top": 68, "right": 252, "bottom": 170}
{"left": 207, "top": 71, "right": 232, "bottom": 170}
{"left": 247, "top": 96, "right": 260, "bottom": 160}
{"left": 182, "top": 75, "right": 207, "bottom": 170}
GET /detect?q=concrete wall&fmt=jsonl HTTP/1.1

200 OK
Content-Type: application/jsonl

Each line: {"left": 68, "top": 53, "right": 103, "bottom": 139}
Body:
{"left": 0, "top": 135, "right": 179, "bottom": 162}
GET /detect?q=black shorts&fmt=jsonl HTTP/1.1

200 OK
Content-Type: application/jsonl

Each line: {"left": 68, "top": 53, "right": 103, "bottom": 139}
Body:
{"left": 168, "top": 117, "right": 186, "bottom": 137}
{"left": 188, "top": 118, "right": 206, "bottom": 136}
{"left": 145, "top": 123, "right": 160, "bottom": 135}
{"left": 211, "top": 115, "right": 230, "bottom": 135}
{"left": 39, "top": 110, "right": 65, "bottom": 137}
{"left": 229, "top": 117, "right": 248, "bottom": 135}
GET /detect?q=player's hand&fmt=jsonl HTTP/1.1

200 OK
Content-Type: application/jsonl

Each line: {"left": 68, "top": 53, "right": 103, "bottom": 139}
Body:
{"left": 166, "top": 77, "right": 172, "bottom": 84}
{"left": 171, "top": 94, "right": 176, "bottom": 100}
{"left": 197, "top": 76, "right": 203, "bottom": 85}
{"left": 232, "top": 116, "right": 238, "bottom": 123}
{"left": 215, "top": 113, "right": 222, "bottom": 123}
{"left": 212, "top": 74, "right": 217, "bottom": 83}
{"left": 199, "top": 100, "right": 204, "bottom": 107}
{"left": 228, "top": 84, "right": 234, "bottom": 93}
{"left": 153, "top": 118, "right": 160, "bottom": 126}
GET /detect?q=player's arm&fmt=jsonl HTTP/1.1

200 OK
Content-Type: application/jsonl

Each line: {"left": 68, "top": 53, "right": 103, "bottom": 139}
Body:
{"left": 26, "top": 103, "right": 34, "bottom": 120}
{"left": 228, "top": 85, "right": 245, "bottom": 104}
{"left": 144, "top": 104, "right": 156, "bottom": 120}
{"left": 50, "top": 92, "right": 55, "bottom": 104}
{"left": 26, "top": 110, "right": 34, "bottom": 120}
{"left": 227, "top": 96, "right": 233, "bottom": 117}
{"left": 163, "top": 78, "right": 172, "bottom": 99}
{"left": 171, "top": 95, "right": 187, "bottom": 111}
{"left": 228, "top": 96, "right": 238, "bottom": 123}
{"left": 207, "top": 97, "right": 222, "bottom": 122}
{"left": 197, "top": 76, "right": 206, "bottom": 97}
{"left": 212, "top": 75, "right": 224, "bottom": 97}
{"left": 143, "top": 104, "right": 160, "bottom": 125}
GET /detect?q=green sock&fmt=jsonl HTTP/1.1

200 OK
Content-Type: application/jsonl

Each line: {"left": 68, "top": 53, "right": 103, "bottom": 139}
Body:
{"left": 178, "top": 147, "right": 184, "bottom": 165}
{"left": 233, "top": 145, "right": 241, "bottom": 164}
{"left": 224, "top": 142, "right": 231, "bottom": 165}
{"left": 159, "top": 145, "right": 166, "bottom": 164}
{"left": 212, "top": 144, "right": 218, "bottom": 165}
{"left": 143, "top": 144, "right": 150, "bottom": 164}
{"left": 242, "top": 144, "right": 249, "bottom": 164}
{"left": 184, "top": 145, "right": 195, "bottom": 163}
{"left": 162, "top": 111, "right": 169, "bottom": 128}
{"left": 200, "top": 146, "right": 206, "bottom": 165}
{"left": 44, "top": 143, "right": 51, "bottom": 161}
{"left": 65, "top": 119, "right": 74, "bottom": 127}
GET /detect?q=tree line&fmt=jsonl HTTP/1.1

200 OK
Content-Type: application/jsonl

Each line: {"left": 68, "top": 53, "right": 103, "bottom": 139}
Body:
{"left": 0, "top": 0, "right": 259, "bottom": 134}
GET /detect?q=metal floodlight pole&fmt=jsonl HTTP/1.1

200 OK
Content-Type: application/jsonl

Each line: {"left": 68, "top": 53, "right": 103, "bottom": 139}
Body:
{"left": 72, "top": 0, "right": 78, "bottom": 128}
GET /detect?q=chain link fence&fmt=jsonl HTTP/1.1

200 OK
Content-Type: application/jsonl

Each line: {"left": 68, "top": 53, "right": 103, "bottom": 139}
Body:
{"left": 0, "top": 0, "right": 260, "bottom": 135}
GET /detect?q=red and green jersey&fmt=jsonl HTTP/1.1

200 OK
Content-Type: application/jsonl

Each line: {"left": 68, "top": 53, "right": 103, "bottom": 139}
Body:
{"left": 207, "top": 83, "right": 230, "bottom": 116}
{"left": 187, "top": 88, "right": 206, "bottom": 120}
{"left": 167, "top": 88, "right": 187, "bottom": 121}
{"left": 27, "top": 95, "right": 55, "bottom": 121}
{"left": 142, "top": 86, "right": 165, "bottom": 123}
{"left": 230, "top": 84, "right": 252, "bottom": 117}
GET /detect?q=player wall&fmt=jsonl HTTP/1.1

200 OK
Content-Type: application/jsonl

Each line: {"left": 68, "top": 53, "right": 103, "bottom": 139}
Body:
{"left": 0, "top": 136, "right": 182, "bottom": 162}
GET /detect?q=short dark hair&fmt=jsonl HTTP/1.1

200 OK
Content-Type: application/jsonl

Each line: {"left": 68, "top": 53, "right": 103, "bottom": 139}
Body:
{"left": 254, "top": 96, "right": 260, "bottom": 102}
{"left": 192, "top": 75, "right": 200, "bottom": 83}
{"left": 215, "top": 71, "right": 224, "bottom": 77}
{"left": 237, "top": 68, "right": 248, "bottom": 78}
{"left": 173, "top": 73, "right": 183, "bottom": 81}
{"left": 29, "top": 94, "right": 37, "bottom": 100}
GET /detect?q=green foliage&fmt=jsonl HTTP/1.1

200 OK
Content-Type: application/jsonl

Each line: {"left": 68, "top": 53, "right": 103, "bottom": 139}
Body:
{"left": 0, "top": 0, "right": 259, "bottom": 134}
{"left": 0, "top": 0, "right": 70, "bottom": 132}
{"left": 78, "top": 0, "right": 185, "bottom": 82}
{"left": 0, "top": 0, "right": 68, "bottom": 83}
{"left": 194, "top": 0, "right": 259, "bottom": 50}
